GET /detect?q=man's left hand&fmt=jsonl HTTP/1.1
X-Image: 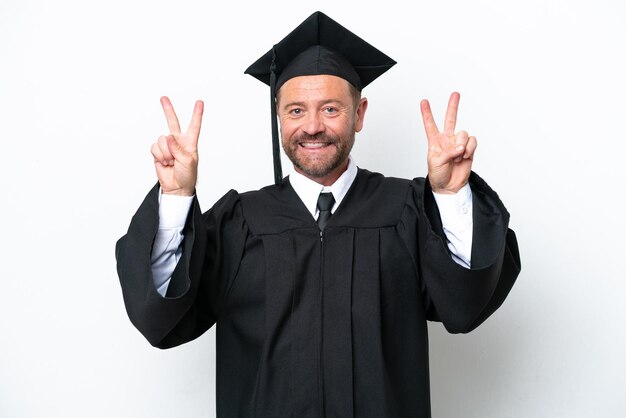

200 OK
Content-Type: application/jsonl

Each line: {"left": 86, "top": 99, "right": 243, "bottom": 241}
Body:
{"left": 420, "top": 92, "right": 476, "bottom": 194}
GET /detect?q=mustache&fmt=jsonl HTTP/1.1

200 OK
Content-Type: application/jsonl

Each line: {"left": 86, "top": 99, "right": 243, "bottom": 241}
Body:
{"left": 293, "top": 132, "right": 339, "bottom": 144}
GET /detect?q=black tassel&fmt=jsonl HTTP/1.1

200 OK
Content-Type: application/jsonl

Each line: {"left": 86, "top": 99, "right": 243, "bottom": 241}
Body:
{"left": 270, "top": 46, "right": 283, "bottom": 185}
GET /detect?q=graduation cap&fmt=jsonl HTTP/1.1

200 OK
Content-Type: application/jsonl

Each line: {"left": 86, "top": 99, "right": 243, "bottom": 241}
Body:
{"left": 245, "top": 11, "right": 396, "bottom": 185}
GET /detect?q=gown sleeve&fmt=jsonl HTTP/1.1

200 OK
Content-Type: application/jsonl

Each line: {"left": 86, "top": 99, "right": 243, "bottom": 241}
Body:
{"left": 115, "top": 184, "right": 247, "bottom": 348}
{"left": 401, "top": 171, "right": 521, "bottom": 334}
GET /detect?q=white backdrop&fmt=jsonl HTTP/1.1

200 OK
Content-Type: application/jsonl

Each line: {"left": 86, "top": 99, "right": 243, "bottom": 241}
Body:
{"left": 1, "top": 1, "right": 625, "bottom": 417}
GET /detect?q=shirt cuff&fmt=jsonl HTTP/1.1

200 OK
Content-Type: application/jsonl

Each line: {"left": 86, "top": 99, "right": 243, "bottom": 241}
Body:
{"left": 158, "top": 189, "right": 194, "bottom": 229}
{"left": 432, "top": 183, "right": 473, "bottom": 228}
{"left": 431, "top": 183, "right": 473, "bottom": 268}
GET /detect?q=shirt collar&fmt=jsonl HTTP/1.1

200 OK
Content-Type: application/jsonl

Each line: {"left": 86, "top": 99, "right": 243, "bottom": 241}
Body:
{"left": 288, "top": 156, "right": 358, "bottom": 218}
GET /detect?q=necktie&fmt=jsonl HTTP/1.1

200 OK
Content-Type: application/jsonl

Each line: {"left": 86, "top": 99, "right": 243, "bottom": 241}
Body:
{"left": 316, "top": 192, "right": 335, "bottom": 232}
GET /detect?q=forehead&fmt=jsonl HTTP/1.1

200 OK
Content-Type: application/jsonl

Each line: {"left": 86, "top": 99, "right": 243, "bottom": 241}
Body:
{"left": 277, "top": 75, "right": 353, "bottom": 104}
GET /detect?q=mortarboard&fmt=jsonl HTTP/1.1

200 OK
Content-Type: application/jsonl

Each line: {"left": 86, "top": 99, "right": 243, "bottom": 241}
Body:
{"left": 245, "top": 11, "right": 397, "bottom": 185}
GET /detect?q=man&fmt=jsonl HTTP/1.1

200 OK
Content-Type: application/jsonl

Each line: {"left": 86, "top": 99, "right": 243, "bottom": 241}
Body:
{"left": 116, "top": 11, "right": 520, "bottom": 417}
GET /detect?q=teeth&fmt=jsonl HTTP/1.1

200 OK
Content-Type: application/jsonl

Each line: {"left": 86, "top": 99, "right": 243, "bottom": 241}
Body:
{"left": 301, "top": 142, "right": 328, "bottom": 148}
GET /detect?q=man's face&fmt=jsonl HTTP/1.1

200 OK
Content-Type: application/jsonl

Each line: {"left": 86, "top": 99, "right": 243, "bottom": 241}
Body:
{"left": 277, "top": 75, "right": 367, "bottom": 185}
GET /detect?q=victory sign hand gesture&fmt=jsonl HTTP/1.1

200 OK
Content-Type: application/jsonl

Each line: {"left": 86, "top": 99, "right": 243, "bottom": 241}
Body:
{"left": 151, "top": 97, "right": 204, "bottom": 196}
{"left": 420, "top": 92, "right": 476, "bottom": 194}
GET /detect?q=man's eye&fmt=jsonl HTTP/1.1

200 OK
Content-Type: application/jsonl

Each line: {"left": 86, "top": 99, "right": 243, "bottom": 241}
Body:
{"left": 290, "top": 108, "right": 302, "bottom": 115}
{"left": 323, "top": 107, "right": 337, "bottom": 114}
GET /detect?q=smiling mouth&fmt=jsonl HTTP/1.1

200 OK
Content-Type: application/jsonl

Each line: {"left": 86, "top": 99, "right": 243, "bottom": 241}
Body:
{"left": 299, "top": 142, "right": 332, "bottom": 149}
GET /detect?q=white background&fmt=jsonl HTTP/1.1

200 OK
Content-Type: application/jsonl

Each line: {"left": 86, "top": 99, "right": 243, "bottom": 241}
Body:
{"left": 1, "top": 1, "right": 625, "bottom": 417}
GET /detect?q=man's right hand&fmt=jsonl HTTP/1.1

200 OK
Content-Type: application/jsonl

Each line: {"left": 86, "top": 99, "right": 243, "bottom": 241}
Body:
{"left": 151, "top": 96, "right": 204, "bottom": 196}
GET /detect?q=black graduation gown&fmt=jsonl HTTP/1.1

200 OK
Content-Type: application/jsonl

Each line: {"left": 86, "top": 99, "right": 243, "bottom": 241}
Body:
{"left": 116, "top": 168, "right": 520, "bottom": 417}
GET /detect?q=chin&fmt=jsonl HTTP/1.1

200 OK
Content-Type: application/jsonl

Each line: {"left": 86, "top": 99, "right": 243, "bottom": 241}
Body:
{"left": 294, "top": 156, "right": 346, "bottom": 179}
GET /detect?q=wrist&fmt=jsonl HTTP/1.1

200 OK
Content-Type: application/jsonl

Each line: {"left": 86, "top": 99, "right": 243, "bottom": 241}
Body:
{"left": 430, "top": 182, "right": 462, "bottom": 195}
{"left": 429, "top": 178, "right": 468, "bottom": 195}
{"left": 160, "top": 186, "right": 195, "bottom": 197}
{"left": 162, "top": 190, "right": 194, "bottom": 197}
{"left": 431, "top": 187, "right": 457, "bottom": 195}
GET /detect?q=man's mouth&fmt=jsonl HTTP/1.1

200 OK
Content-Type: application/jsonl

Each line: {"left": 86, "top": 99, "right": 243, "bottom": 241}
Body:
{"left": 299, "top": 142, "right": 332, "bottom": 149}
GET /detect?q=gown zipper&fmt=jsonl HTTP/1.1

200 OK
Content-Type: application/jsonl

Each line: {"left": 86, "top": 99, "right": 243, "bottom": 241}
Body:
{"left": 318, "top": 228, "right": 325, "bottom": 417}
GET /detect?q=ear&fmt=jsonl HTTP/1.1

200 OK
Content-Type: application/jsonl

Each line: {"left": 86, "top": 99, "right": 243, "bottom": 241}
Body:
{"left": 354, "top": 97, "right": 368, "bottom": 132}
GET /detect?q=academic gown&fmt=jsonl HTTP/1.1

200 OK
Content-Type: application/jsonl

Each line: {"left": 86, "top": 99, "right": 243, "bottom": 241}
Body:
{"left": 116, "top": 168, "right": 521, "bottom": 417}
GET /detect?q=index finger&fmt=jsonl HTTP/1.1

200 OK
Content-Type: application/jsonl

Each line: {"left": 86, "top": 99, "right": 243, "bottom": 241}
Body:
{"left": 186, "top": 100, "right": 204, "bottom": 140}
{"left": 420, "top": 99, "right": 439, "bottom": 140}
{"left": 160, "top": 96, "right": 181, "bottom": 134}
{"left": 443, "top": 92, "right": 460, "bottom": 134}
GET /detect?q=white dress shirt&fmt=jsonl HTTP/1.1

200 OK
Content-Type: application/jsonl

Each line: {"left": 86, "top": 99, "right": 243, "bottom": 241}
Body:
{"left": 151, "top": 158, "right": 473, "bottom": 297}
{"left": 288, "top": 156, "right": 358, "bottom": 219}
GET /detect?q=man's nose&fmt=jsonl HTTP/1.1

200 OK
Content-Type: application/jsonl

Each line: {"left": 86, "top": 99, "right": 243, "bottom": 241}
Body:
{"left": 302, "top": 112, "right": 325, "bottom": 135}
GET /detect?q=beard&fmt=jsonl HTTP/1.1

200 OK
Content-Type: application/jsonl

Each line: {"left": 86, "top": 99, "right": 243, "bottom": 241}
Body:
{"left": 282, "top": 131, "right": 355, "bottom": 179}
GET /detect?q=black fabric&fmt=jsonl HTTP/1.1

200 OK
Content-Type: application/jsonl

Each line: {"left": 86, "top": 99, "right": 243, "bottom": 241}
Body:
{"left": 245, "top": 11, "right": 396, "bottom": 91}
{"left": 116, "top": 169, "right": 521, "bottom": 417}
{"left": 316, "top": 192, "right": 335, "bottom": 232}
{"left": 276, "top": 45, "right": 362, "bottom": 92}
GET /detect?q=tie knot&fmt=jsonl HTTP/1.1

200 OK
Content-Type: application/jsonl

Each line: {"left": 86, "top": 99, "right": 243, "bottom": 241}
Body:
{"left": 317, "top": 192, "right": 335, "bottom": 212}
